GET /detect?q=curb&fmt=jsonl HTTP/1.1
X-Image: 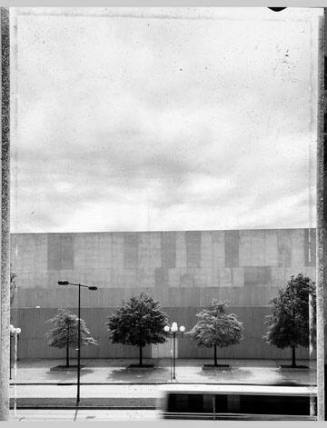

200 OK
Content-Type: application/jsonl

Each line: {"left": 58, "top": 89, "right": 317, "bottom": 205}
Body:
{"left": 10, "top": 382, "right": 169, "bottom": 386}
{"left": 10, "top": 381, "right": 315, "bottom": 386}
{"left": 10, "top": 397, "right": 157, "bottom": 408}
{"left": 10, "top": 405, "right": 157, "bottom": 410}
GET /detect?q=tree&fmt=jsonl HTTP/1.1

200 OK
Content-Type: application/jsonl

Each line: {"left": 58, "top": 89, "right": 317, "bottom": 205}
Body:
{"left": 106, "top": 293, "right": 168, "bottom": 366}
{"left": 46, "top": 309, "right": 97, "bottom": 367}
{"left": 10, "top": 271, "right": 16, "bottom": 306}
{"left": 264, "top": 273, "right": 316, "bottom": 367}
{"left": 187, "top": 300, "right": 244, "bottom": 366}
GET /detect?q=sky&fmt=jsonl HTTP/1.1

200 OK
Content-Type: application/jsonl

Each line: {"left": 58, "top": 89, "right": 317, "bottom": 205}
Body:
{"left": 10, "top": 7, "right": 321, "bottom": 233}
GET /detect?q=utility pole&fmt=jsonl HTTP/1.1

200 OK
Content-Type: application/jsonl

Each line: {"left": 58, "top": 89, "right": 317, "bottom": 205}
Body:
{"left": 0, "top": 7, "right": 10, "bottom": 421}
{"left": 317, "top": 7, "right": 327, "bottom": 421}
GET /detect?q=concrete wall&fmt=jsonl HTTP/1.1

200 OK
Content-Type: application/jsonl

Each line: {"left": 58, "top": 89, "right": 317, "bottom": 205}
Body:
{"left": 10, "top": 228, "right": 316, "bottom": 309}
{"left": 10, "top": 306, "right": 310, "bottom": 361}
{"left": 9, "top": 229, "right": 316, "bottom": 360}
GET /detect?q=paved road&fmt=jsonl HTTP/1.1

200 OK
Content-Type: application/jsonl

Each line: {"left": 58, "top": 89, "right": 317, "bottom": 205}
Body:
{"left": 10, "top": 384, "right": 160, "bottom": 408}
{"left": 10, "top": 382, "right": 317, "bottom": 409}
{"left": 10, "top": 409, "right": 159, "bottom": 421}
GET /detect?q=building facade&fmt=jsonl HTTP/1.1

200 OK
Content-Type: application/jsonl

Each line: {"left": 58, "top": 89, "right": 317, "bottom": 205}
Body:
{"left": 10, "top": 228, "right": 316, "bottom": 360}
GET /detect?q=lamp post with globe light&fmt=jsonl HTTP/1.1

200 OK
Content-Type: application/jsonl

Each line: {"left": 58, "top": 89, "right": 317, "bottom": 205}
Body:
{"left": 9, "top": 325, "right": 21, "bottom": 380}
{"left": 164, "top": 322, "right": 185, "bottom": 381}
{"left": 57, "top": 281, "right": 98, "bottom": 405}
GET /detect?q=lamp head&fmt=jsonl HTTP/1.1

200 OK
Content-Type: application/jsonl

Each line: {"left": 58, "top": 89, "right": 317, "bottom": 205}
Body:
{"left": 179, "top": 325, "right": 185, "bottom": 333}
{"left": 88, "top": 286, "right": 98, "bottom": 291}
{"left": 171, "top": 322, "right": 178, "bottom": 333}
{"left": 163, "top": 325, "right": 170, "bottom": 333}
{"left": 268, "top": 7, "right": 286, "bottom": 12}
{"left": 58, "top": 281, "right": 69, "bottom": 286}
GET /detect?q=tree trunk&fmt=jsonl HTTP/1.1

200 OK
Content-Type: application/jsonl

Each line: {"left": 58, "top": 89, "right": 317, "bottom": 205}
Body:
{"left": 66, "top": 325, "right": 70, "bottom": 367}
{"left": 291, "top": 346, "right": 296, "bottom": 368}
{"left": 139, "top": 345, "right": 143, "bottom": 367}
{"left": 214, "top": 345, "right": 217, "bottom": 367}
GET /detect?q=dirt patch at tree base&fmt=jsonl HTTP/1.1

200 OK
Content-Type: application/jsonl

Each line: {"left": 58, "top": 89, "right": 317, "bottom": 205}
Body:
{"left": 279, "top": 365, "right": 309, "bottom": 369}
{"left": 127, "top": 364, "right": 155, "bottom": 369}
{"left": 50, "top": 365, "right": 86, "bottom": 371}
{"left": 202, "top": 364, "right": 230, "bottom": 370}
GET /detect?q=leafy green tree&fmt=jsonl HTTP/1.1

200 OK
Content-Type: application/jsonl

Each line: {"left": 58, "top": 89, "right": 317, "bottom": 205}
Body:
{"left": 187, "top": 300, "right": 244, "bottom": 366}
{"left": 10, "top": 271, "right": 16, "bottom": 306}
{"left": 46, "top": 309, "right": 97, "bottom": 367}
{"left": 264, "top": 273, "right": 316, "bottom": 367}
{"left": 106, "top": 293, "right": 168, "bottom": 366}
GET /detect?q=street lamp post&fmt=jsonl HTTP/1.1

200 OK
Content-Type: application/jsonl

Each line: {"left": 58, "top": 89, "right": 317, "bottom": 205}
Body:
{"left": 9, "top": 326, "right": 12, "bottom": 380}
{"left": 9, "top": 325, "right": 21, "bottom": 381}
{"left": 164, "top": 322, "right": 185, "bottom": 381}
{"left": 58, "top": 281, "right": 97, "bottom": 405}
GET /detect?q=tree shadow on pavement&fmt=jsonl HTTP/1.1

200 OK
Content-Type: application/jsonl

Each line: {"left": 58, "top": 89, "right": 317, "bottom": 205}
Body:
{"left": 196, "top": 367, "right": 305, "bottom": 386}
{"left": 108, "top": 367, "right": 169, "bottom": 382}
{"left": 45, "top": 368, "right": 94, "bottom": 380}
{"left": 197, "top": 367, "right": 271, "bottom": 382}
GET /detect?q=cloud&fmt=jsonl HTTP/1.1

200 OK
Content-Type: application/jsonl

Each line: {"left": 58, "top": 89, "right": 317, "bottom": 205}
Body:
{"left": 11, "top": 8, "right": 318, "bottom": 233}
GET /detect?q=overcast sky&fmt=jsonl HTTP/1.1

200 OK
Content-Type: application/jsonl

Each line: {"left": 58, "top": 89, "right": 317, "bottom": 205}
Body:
{"left": 10, "top": 7, "right": 321, "bottom": 233}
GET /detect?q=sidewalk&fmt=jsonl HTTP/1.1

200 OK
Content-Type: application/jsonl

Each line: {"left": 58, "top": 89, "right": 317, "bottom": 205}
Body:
{"left": 11, "top": 358, "right": 317, "bottom": 386}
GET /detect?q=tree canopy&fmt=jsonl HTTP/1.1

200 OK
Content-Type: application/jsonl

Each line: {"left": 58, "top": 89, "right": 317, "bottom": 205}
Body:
{"left": 106, "top": 293, "right": 168, "bottom": 365}
{"left": 187, "top": 300, "right": 243, "bottom": 366}
{"left": 264, "top": 273, "right": 316, "bottom": 366}
{"left": 187, "top": 300, "right": 244, "bottom": 348}
{"left": 46, "top": 309, "right": 97, "bottom": 366}
{"left": 264, "top": 273, "right": 316, "bottom": 349}
{"left": 10, "top": 271, "right": 16, "bottom": 306}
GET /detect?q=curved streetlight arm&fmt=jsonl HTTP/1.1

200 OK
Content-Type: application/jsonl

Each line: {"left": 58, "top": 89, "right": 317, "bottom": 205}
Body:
{"left": 58, "top": 281, "right": 97, "bottom": 290}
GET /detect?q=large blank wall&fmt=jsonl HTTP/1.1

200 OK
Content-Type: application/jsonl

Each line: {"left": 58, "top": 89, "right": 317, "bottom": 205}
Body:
{"left": 11, "top": 229, "right": 316, "bottom": 309}
{"left": 11, "top": 306, "right": 310, "bottom": 360}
